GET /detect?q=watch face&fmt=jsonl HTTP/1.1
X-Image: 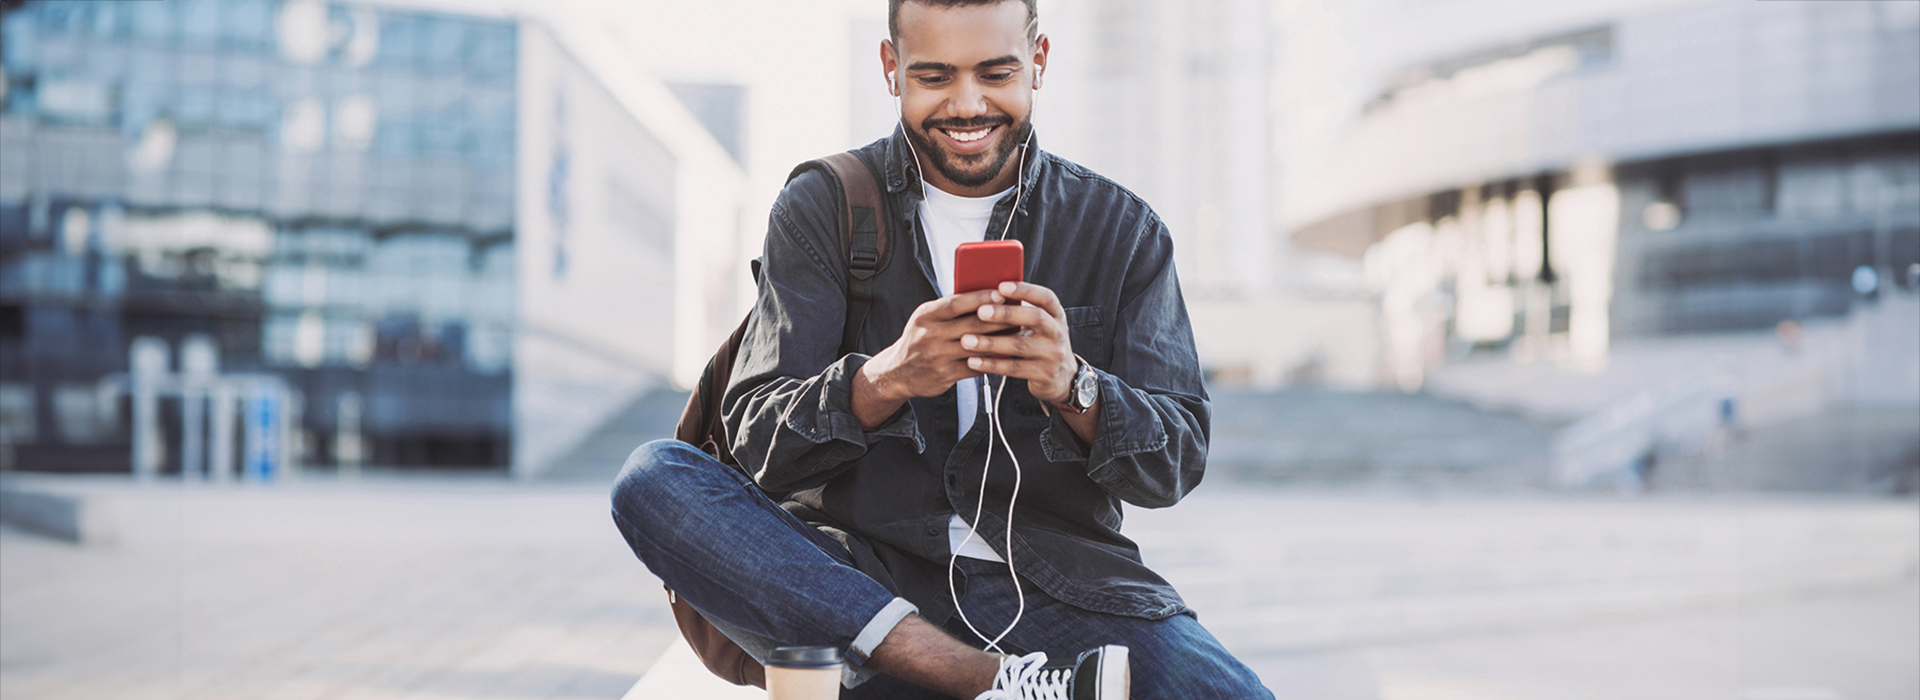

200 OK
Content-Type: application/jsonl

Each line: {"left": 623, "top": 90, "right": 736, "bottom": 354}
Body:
{"left": 1073, "top": 366, "right": 1098, "bottom": 407}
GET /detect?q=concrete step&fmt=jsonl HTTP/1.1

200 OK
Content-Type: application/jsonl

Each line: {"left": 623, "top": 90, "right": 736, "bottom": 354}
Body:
{"left": 1206, "top": 389, "right": 1559, "bottom": 488}
{"left": 0, "top": 477, "right": 116, "bottom": 545}
{"left": 1718, "top": 407, "right": 1918, "bottom": 492}
{"left": 624, "top": 640, "right": 761, "bottom": 700}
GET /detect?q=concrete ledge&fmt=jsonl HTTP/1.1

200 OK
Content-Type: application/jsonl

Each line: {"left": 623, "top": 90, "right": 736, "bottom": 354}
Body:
{"left": 0, "top": 479, "right": 116, "bottom": 545}
{"left": 624, "top": 639, "right": 762, "bottom": 700}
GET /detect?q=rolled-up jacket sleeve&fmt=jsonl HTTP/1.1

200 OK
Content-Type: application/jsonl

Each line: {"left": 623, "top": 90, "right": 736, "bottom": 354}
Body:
{"left": 722, "top": 172, "right": 921, "bottom": 495}
{"left": 1040, "top": 215, "right": 1210, "bottom": 509}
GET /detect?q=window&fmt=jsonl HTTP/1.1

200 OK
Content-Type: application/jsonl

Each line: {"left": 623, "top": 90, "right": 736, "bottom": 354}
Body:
{"left": 3, "top": 8, "right": 39, "bottom": 74}
{"left": 467, "top": 23, "right": 515, "bottom": 77}
{"left": 221, "top": 0, "right": 273, "bottom": 51}
{"left": 422, "top": 18, "right": 466, "bottom": 69}
{"left": 377, "top": 15, "right": 421, "bottom": 68}
{"left": 178, "top": 0, "right": 221, "bottom": 46}
{"left": 54, "top": 384, "right": 112, "bottom": 444}
{"left": 129, "top": 1, "right": 174, "bottom": 43}
{"left": 218, "top": 89, "right": 275, "bottom": 131}
{"left": 0, "top": 384, "right": 34, "bottom": 447}
{"left": 176, "top": 84, "right": 216, "bottom": 125}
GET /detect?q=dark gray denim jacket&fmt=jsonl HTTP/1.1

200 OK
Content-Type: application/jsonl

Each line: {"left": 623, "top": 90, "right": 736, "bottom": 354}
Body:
{"left": 722, "top": 127, "right": 1210, "bottom": 625}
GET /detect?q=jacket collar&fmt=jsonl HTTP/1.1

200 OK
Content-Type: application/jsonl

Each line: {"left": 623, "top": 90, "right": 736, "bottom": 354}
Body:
{"left": 883, "top": 124, "right": 1043, "bottom": 216}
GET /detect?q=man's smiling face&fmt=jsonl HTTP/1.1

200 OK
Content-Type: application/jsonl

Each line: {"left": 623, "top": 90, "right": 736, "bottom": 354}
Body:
{"left": 885, "top": 0, "right": 1047, "bottom": 197}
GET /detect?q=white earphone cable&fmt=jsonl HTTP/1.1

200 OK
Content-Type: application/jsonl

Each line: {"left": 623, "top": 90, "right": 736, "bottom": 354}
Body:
{"left": 898, "top": 58, "right": 1040, "bottom": 652}
{"left": 946, "top": 133, "right": 1032, "bottom": 653}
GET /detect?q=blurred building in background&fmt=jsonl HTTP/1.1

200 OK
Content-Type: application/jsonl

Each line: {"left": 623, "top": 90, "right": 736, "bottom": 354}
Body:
{"left": 3, "top": 0, "right": 1913, "bottom": 491}
{"left": 1041, "top": 0, "right": 1277, "bottom": 303}
{"left": 1272, "top": 0, "right": 1919, "bottom": 489}
{"left": 0, "top": 0, "right": 749, "bottom": 476}
{"left": 1290, "top": 0, "right": 1918, "bottom": 374}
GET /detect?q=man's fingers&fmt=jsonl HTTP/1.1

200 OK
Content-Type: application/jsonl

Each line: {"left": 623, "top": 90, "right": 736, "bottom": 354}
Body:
{"left": 976, "top": 303, "right": 1057, "bottom": 331}
{"left": 961, "top": 330, "right": 1055, "bottom": 360}
{"left": 966, "top": 355, "right": 1039, "bottom": 379}
{"left": 953, "top": 316, "right": 1018, "bottom": 336}
{"left": 947, "top": 359, "right": 986, "bottom": 383}
{"left": 925, "top": 317, "right": 1017, "bottom": 343}
{"left": 995, "top": 281, "right": 1064, "bottom": 318}
{"left": 932, "top": 289, "right": 1005, "bottom": 320}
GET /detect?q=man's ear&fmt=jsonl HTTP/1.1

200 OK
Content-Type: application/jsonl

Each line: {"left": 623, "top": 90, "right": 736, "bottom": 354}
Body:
{"left": 881, "top": 39, "right": 901, "bottom": 96}
{"left": 1031, "top": 34, "right": 1050, "bottom": 90}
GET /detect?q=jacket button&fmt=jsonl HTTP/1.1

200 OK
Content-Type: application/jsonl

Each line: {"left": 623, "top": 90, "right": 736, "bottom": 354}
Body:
{"left": 926, "top": 524, "right": 941, "bottom": 536}
{"left": 946, "top": 474, "right": 959, "bottom": 487}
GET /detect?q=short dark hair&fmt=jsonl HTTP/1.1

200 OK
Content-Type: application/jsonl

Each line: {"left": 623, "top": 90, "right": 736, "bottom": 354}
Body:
{"left": 888, "top": 0, "right": 1039, "bottom": 45}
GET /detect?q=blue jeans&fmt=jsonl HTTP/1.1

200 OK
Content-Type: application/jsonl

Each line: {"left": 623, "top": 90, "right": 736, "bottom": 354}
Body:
{"left": 610, "top": 439, "right": 1273, "bottom": 699}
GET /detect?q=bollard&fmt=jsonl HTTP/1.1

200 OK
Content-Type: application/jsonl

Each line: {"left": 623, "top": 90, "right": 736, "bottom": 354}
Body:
{"left": 209, "top": 382, "right": 237, "bottom": 483}
{"left": 284, "top": 389, "right": 304, "bottom": 482}
{"left": 179, "top": 335, "right": 219, "bottom": 480}
{"left": 129, "top": 337, "right": 169, "bottom": 481}
{"left": 243, "top": 384, "right": 282, "bottom": 483}
{"left": 337, "top": 391, "right": 364, "bottom": 479}
{"left": 180, "top": 390, "right": 204, "bottom": 481}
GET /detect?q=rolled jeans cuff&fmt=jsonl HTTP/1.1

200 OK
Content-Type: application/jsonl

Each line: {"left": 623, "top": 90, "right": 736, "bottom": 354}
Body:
{"left": 847, "top": 597, "right": 918, "bottom": 671}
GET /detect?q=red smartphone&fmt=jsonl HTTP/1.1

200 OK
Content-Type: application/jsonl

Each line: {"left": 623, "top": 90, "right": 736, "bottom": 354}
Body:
{"left": 954, "top": 240, "right": 1024, "bottom": 294}
{"left": 955, "top": 240, "right": 1024, "bottom": 356}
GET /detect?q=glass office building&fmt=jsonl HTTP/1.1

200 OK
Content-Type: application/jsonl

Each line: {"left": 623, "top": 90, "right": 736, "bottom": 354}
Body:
{"left": 0, "top": 0, "right": 702, "bottom": 473}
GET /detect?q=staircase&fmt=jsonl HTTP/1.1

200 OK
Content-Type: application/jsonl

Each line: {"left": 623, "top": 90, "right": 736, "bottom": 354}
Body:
{"left": 540, "top": 388, "right": 1562, "bottom": 489}
{"left": 1659, "top": 406, "right": 1920, "bottom": 493}
{"left": 536, "top": 390, "right": 691, "bottom": 484}
{"left": 1206, "top": 389, "right": 1562, "bottom": 490}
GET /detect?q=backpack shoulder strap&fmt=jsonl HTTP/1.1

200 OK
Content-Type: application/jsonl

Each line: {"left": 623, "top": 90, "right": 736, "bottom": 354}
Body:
{"left": 787, "top": 151, "right": 891, "bottom": 354}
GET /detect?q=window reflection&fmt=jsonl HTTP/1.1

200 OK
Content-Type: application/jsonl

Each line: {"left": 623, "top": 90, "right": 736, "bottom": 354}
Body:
{"left": 2, "top": 0, "right": 527, "bottom": 469}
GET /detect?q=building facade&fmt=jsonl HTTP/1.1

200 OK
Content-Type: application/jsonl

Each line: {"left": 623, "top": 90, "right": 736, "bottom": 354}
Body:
{"left": 0, "top": 0, "right": 744, "bottom": 475}
{"left": 1284, "top": 0, "right": 1920, "bottom": 389}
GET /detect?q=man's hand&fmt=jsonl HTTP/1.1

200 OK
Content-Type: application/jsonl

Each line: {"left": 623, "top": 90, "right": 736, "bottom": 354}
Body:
{"left": 963, "top": 281, "right": 1100, "bottom": 446}
{"left": 852, "top": 289, "right": 1015, "bottom": 429}
{"left": 961, "top": 282, "right": 1076, "bottom": 406}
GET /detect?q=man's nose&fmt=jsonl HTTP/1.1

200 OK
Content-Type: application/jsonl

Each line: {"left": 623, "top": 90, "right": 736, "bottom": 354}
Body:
{"left": 946, "top": 77, "right": 989, "bottom": 118}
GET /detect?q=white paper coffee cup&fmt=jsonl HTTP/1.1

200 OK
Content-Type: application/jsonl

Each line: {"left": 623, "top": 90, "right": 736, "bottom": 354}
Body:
{"left": 766, "top": 646, "right": 842, "bottom": 700}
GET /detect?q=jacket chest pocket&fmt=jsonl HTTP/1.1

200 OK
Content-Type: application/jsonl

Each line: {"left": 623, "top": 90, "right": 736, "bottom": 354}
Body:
{"left": 1064, "top": 306, "right": 1107, "bottom": 367}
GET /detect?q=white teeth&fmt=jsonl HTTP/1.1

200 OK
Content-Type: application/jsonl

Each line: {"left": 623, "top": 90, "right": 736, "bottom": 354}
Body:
{"left": 946, "top": 128, "right": 991, "bottom": 143}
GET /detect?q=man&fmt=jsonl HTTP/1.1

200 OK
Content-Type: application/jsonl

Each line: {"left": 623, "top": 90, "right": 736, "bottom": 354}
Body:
{"left": 610, "top": 0, "right": 1273, "bottom": 697}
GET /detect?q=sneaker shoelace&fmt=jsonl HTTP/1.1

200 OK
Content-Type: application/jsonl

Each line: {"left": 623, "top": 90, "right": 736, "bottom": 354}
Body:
{"left": 976, "top": 652, "right": 1072, "bottom": 700}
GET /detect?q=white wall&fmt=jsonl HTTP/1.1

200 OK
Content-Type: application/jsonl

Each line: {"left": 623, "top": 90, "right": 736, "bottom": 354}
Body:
{"left": 1041, "top": 0, "right": 1277, "bottom": 302}
{"left": 512, "top": 21, "right": 750, "bottom": 477}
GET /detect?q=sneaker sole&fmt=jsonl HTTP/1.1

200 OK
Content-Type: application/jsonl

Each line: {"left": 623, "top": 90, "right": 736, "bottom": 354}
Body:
{"left": 1099, "top": 644, "right": 1129, "bottom": 700}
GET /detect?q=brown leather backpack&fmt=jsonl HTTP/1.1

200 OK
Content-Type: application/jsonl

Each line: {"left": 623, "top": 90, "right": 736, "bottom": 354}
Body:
{"left": 667, "top": 150, "right": 892, "bottom": 687}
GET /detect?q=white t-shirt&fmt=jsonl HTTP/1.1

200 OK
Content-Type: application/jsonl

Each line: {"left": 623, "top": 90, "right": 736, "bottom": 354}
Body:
{"left": 919, "top": 180, "right": 1012, "bottom": 563}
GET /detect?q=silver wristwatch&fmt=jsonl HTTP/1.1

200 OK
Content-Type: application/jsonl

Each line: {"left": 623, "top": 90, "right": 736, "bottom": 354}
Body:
{"left": 1060, "top": 355, "right": 1098, "bottom": 414}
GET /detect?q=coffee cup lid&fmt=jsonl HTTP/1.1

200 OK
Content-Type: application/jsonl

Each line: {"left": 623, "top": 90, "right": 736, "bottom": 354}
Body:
{"left": 768, "top": 646, "right": 843, "bottom": 668}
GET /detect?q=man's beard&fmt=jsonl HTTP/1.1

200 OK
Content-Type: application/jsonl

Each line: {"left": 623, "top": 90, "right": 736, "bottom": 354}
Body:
{"left": 904, "top": 113, "right": 1032, "bottom": 190}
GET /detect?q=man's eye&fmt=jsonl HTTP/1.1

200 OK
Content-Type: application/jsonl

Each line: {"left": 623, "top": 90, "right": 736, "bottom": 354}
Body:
{"left": 983, "top": 73, "right": 1015, "bottom": 83}
{"left": 918, "top": 75, "right": 950, "bottom": 87}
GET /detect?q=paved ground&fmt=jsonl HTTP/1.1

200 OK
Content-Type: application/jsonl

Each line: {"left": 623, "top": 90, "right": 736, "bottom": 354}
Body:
{"left": 1, "top": 476, "right": 674, "bottom": 700}
{"left": 1249, "top": 580, "right": 1920, "bottom": 700}
{"left": 2, "top": 474, "right": 1915, "bottom": 699}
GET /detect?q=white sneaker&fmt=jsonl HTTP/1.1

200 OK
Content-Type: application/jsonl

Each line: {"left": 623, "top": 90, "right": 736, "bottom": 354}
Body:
{"left": 975, "top": 645, "right": 1129, "bottom": 700}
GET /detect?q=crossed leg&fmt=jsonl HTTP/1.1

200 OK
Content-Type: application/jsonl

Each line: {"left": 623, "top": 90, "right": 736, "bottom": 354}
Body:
{"left": 609, "top": 440, "right": 999, "bottom": 698}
